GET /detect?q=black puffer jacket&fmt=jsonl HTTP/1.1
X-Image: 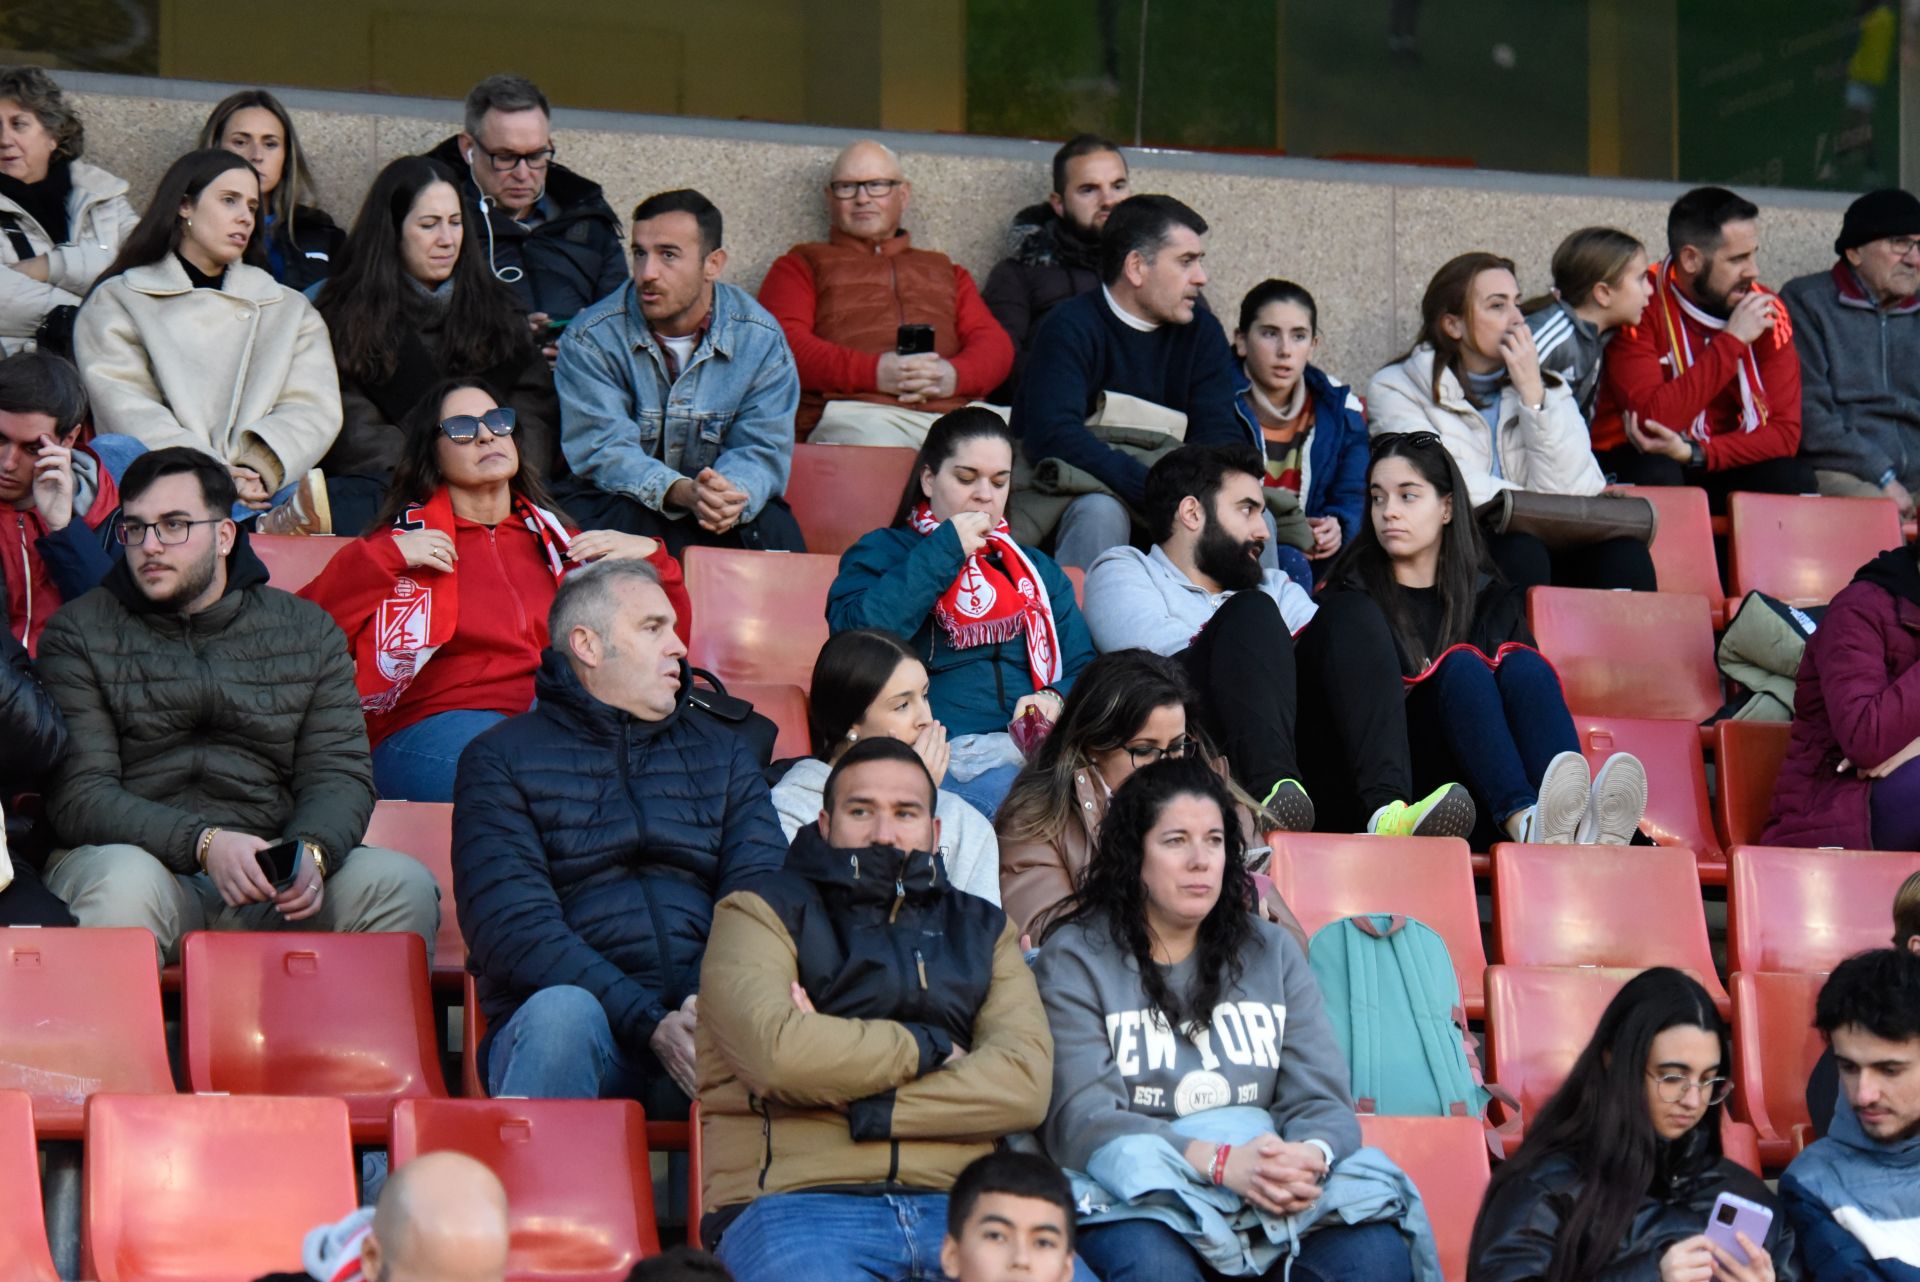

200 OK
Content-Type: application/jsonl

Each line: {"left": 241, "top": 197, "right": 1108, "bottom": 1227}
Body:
{"left": 267, "top": 204, "right": 347, "bottom": 293}
{"left": 981, "top": 203, "right": 1102, "bottom": 400}
{"left": 424, "top": 136, "right": 628, "bottom": 319}
{"left": 0, "top": 626, "right": 61, "bottom": 790}
{"left": 453, "top": 649, "right": 787, "bottom": 1059}
{"left": 1469, "top": 1148, "right": 1802, "bottom": 1281}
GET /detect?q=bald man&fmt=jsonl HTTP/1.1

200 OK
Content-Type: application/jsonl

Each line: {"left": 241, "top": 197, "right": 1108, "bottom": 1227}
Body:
{"left": 757, "top": 139, "right": 1013, "bottom": 445}
{"left": 254, "top": 1151, "right": 510, "bottom": 1282}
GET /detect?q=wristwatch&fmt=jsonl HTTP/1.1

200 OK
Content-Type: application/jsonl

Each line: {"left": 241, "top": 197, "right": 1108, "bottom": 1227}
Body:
{"left": 1687, "top": 441, "right": 1706, "bottom": 470}
{"left": 302, "top": 840, "right": 328, "bottom": 880}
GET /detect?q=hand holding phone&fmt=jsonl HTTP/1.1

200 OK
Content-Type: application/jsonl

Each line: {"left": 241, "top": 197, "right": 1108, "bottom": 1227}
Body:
{"left": 255, "top": 840, "right": 304, "bottom": 893}
{"left": 896, "top": 323, "right": 935, "bottom": 355}
{"left": 1704, "top": 1191, "right": 1773, "bottom": 1266}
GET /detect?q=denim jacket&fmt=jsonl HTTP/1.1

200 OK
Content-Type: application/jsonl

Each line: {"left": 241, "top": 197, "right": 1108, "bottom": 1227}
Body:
{"left": 555, "top": 279, "right": 799, "bottom": 521}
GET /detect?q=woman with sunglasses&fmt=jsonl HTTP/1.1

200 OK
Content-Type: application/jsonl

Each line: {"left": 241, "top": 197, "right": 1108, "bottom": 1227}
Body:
{"left": 302, "top": 377, "right": 682, "bottom": 802}
{"left": 1468, "top": 967, "right": 1797, "bottom": 1282}
{"left": 313, "top": 155, "right": 555, "bottom": 537}
{"left": 1325, "top": 431, "right": 1649, "bottom": 847}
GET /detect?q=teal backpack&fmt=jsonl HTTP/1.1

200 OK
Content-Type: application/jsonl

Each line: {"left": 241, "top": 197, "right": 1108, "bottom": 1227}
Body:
{"left": 1308, "top": 913, "right": 1510, "bottom": 1133}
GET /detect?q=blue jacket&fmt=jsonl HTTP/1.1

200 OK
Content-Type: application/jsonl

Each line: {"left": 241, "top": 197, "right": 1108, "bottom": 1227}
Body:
{"left": 555, "top": 279, "right": 799, "bottom": 523}
{"left": 1782, "top": 1094, "right": 1920, "bottom": 1281}
{"left": 1231, "top": 362, "right": 1371, "bottom": 540}
{"left": 453, "top": 649, "right": 787, "bottom": 1056}
{"left": 827, "top": 522, "right": 1095, "bottom": 738}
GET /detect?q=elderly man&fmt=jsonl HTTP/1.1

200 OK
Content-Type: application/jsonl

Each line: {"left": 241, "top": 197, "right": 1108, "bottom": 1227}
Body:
{"left": 255, "top": 1151, "right": 510, "bottom": 1282}
{"left": 757, "top": 139, "right": 1012, "bottom": 445}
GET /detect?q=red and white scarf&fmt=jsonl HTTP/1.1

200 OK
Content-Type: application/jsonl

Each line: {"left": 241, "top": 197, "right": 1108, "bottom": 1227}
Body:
{"left": 358, "top": 487, "right": 571, "bottom": 715}
{"left": 1648, "top": 256, "right": 1793, "bottom": 442}
{"left": 908, "top": 502, "right": 1062, "bottom": 691}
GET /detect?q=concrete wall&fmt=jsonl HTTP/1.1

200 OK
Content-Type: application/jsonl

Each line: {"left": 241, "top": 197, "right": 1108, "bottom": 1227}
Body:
{"left": 61, "top": 71, "right": 1857, "bottom": 385}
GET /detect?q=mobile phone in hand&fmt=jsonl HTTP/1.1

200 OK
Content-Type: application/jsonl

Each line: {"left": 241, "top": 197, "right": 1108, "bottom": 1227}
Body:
{"left": 1704, "top": 1190, "right": 1772, "bottom": 1264}
{"left": 896, "top": 323, "right": 935, "bottom": 355}
{"left": 256, "top": 840, "right": 303, "bottom": 892}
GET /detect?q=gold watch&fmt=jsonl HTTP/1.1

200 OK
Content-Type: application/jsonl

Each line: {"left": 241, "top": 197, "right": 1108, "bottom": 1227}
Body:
{"left": 304, "top": 841, "right": 327, "bottom": 880}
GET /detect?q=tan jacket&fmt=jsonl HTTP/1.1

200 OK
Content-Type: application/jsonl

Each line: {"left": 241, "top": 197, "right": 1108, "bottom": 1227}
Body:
{"left": 74, "top": 258, "right": 342, "bottom": 490}
{"left": 0, "top": 159, "right": 139, "bottom": 351}
{"left": 697, "top": 890, "right": 1052, "bottom": 1218}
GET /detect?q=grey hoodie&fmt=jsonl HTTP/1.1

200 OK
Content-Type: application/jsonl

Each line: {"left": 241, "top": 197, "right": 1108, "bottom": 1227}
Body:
{"left": 1081, "top": 544, "right": 1317, "bottom": 657}
{"left": 1034, "top": 914, "right": 1359, "bottom": 1174}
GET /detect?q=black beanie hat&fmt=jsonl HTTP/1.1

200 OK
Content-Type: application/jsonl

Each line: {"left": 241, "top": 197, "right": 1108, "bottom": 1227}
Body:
{"left": 1836, "top": 188, "right": 1920, "bottom": 256}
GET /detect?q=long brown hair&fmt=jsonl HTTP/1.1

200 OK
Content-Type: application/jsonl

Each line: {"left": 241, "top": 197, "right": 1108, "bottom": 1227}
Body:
{"left": 1522, "top": 227, "right": 1645, "bottom": 315}
{"left": 1405, "top": 251, "right": 1516, "bottom": 406}
{"left": 92, "top": 149, "right": 268, "bottom": 290}
{"left": 197, "top": 90, "right": 325, "bottom": 244}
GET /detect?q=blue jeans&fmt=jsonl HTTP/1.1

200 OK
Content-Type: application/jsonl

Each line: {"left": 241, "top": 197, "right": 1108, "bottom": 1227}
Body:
{"left": 373, "top": 709, "right": 510, "bottom": 802}
{"left": 87, "top": 433, "right": 293, "bottom": 521}
{"left": 1406, "top": 646, "right": 1579, "bottom": 839}
{"left": 718, "top": 1191, "right": 1099, "bottom": 1282}
{"left": 485, "top": 985, "right": 690, "bottom": 1119}
{"left": 1077, "top": 1216, "right": 1412, "bottom": 1282}
{"left": 945, "top": 761, "right": 1021, "bottom": 822}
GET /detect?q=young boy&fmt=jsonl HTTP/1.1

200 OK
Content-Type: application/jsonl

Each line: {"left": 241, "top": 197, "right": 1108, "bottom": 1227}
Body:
{"left": 941, "top": 1151, "right": 1078, "bottom": 1282}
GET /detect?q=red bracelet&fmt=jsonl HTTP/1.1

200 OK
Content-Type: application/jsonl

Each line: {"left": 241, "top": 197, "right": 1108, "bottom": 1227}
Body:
{"left": 1210, "top": 1142, "right": 1232, "bottom": 1186}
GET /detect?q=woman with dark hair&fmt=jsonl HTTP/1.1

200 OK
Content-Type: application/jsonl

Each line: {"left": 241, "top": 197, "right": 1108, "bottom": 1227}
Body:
{"left": 314, "top": 155, "right": 555, "bottom": 536}
{"left": 1231, "top": 279, "right": 1369, "bottom": 580}
{"left": 199, "top": 88, "right": 346, "bottom": 292}
{"left": 0, "top": 66, "right": 138, "bottom": 356}
{"left": 1325, "top": 431, "right": 1648, "bottom": 848}
{"left": 1468, "top": 968, "right": 1797, "bottom": 1282}
{"left": 828, "top": 405, "right": 1095, "bottom": 818}
{"left": 1035, "top": 758, "right": 1420, "bottom": 1282}
{"left": 767, "top": 627, "right": 1001, "bottom": 903}
{"left": 74, "top": 148, "right": 340, "bottom": 528}
{"left": 1367, "top": 251, "right": 1654, "bottom": 593}
{"left": 301, "top": 378, "right": 681, "bottom": 802}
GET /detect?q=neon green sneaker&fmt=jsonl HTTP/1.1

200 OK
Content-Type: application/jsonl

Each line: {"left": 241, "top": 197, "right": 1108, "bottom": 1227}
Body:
{"left": 1257, "top": 778, "right": 1315, "bottom": 834}
{"left": 1369, "top": 782, "right": 1477, "bottom": 838}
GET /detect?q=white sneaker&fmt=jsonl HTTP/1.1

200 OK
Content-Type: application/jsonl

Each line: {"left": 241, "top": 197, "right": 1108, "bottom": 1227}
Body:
{"left": 1575, "top": 752, "right": 1649, "bottom": 845}
{"left": 1515, "top": 751, "right": 1591, "bottom": 845}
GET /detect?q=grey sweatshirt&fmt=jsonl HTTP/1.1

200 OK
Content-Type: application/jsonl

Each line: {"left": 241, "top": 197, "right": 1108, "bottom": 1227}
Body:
{"left": 1034, "top": 914, "right": 1360, "bottom": 1174}
{"left": 1781, "top": 262, "right": 1920, "bottom": 490}
{"left": 1081, "top": 544, "right": 1317, "bottom": 657}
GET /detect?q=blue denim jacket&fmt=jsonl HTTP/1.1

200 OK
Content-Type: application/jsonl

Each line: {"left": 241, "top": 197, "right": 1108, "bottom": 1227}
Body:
{"left": 555, "top": 279, "right": 799, "bottom": 521}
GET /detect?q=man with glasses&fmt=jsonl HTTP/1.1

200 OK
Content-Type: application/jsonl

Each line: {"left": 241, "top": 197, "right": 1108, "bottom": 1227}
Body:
{"left": 33, "top": 446, "right": 439, "bottom": 964}
{"left": 757, "top": 139, "right": 1013, "bottom": 445}
{"left": 1082, "top": 444, "right": 1474, "bottom": 838}
{"left": 1782, "top": 189, "right": 1920, "bottom": 519}
{"left": 426, "top": 74, "right": 628, "bottom": 355}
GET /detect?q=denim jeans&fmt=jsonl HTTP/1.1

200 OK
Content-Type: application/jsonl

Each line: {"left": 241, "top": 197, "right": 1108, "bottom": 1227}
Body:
{"left": 485, "top": 985, "right": 689, "bottom": 1120}
{"left": 90, "top": 433, "right": 303, "bottom": 522}
{"left": 943, "top": 761, "right": 1022, "bottom": 822}
{"left": 1077, "top": 1215, "right": 1412, "bottom": 1282}
{"left": 1405, "top": 646, "right": 1579, "bottom": 841}
{"left": 372, "top": 709, "right": 510, "bottom": 803}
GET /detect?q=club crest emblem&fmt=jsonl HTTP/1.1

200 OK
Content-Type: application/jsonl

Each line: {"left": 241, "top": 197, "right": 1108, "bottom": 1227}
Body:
{"left": 953, "top": 561, "right": 996, "bottom": 618}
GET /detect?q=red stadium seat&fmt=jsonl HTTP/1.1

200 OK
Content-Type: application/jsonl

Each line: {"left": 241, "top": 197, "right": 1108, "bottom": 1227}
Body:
{"left": 1577, "top": 716, "right": 1724, "bottom": 877}
{"left": 1492, "top": 844, "right": 1727, "bottom": 1010}
{"left": 392, "top": 1098, "right": 660, "bottom": 1282}
{"left": 1722, "top": 1117, "right": 1764, "bottom": 1178}
{"left": 1063, "top": 564, "right": 1086, "bottom": 607}
{"left": 785, "top": 443, "right": 917, "bottom": 556}
{"left": 1527, "top": 587, "right": 1720, "bottom": 723}
{"left": 1728, "top": 492, "right": 1903, "bottom": 609}
{"left": 363, "top": 800, "right": 465, "bottom": 985}
{"left": 1727, "top": 846, "right": 1920, "bottom": 974}
{"left": 181, "top": 931, "right": 448, "bottom": 1143}
{"left": 252, "top": 533, "right": 349, "bottom": 592}
{"left": 1268, "top": 834, "right": 1486, "bottom": 1019}
{"left": 1714, "top": 720, "right": 1791, "bottom": 850}
{"left": 462, "top": 971, "right": 488, "bottom": 1098}
{"left": 1731, "top": 970, "right": 1827, "bottom": 1168}
{"left": 0, "top": 1092, "right": 59, "bottom": 1282}
{"left": 1484, "top": 965, "right": 1638, "bottom": 1147}
{"left": 713, "top": 681, "right": 812, "bottom": 759}
{"left": 683, "top": 547, "right": 837, "bottom": 688}
{"left": 1357, "top": 1115, "right": 1487, "bottom": 1282}
{"left": 83, "top": 1092, "right": 357, "bottom": 1282}
{"left": 1611, "top": 486, "right": 1726, "bottom": 627}
{"left": 0, "top": 928, "right": 173, "bottom": 1139}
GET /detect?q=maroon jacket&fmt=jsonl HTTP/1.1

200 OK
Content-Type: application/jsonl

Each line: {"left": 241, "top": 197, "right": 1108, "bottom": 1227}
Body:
{"left": 1763, "top": 549, "right": 1920, "bottom": 849}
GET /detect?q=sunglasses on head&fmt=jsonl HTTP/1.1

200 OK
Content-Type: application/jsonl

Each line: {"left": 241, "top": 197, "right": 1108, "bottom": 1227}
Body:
{"left": 1370, "top": 430, "right": 1443, "bottom": 457}
{"left": 438, "top": 407, "right": 517, "bottom": 442}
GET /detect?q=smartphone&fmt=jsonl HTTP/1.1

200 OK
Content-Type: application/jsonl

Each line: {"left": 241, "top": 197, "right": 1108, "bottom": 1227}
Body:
{"left": 543, "top": 316, "right": 573, "bottom": 337}
{"left": 256, "top": 840, "right": 303, "bottom": 892}
{"left": 896, "top": 323, "right": 936, "bottom": 356}
{"left": 1704, "top": 1190, "right": 1773, "bottom": 1264}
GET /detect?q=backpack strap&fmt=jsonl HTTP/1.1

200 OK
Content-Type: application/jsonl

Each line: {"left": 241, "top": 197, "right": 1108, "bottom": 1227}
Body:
{"left": 0, "top": 214, "right": 34, "bottom": 262}
{"left": 1383, "top": 922, "right": 1478, "bottom": 1117}
{"left": 1342, "top": 919, "right": 1380, "bottom": 1114}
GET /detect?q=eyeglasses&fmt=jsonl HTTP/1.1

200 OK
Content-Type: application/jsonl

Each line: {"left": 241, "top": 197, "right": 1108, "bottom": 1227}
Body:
{"left": 1647, "top": 1071, "right": 1734, "bottom": 1106}
{"left": 1370, "top": 430, "right": 1443, "bottom": 456}
{"left": 1117, "top": 737, "right": 1193, "bottom": 767}
{"left": 439, "top": 407, "right": 518, "bottom": 442}
{"left": 827, "top": 178, "right": 905, "bottom": 200}
{"left": 1887, "top": 237, "right": 1920, "bottom": 258}
{"left": 114, "top": 516, "right": 224, "bottom": 546}
{"left": 474, "top": 143, "right": 555, "bottom": 174}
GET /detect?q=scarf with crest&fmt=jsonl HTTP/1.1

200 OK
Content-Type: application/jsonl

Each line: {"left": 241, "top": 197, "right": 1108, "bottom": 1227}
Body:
{"left": 1646, "top": 256, "right": 1792, "bottom": 441}
{"left": 907, "top": 502, "right": 1061, "bottom": 692}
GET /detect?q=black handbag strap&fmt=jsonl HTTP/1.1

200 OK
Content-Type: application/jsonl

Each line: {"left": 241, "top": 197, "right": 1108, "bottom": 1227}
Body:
{"left": 0, "top": 214, "right": 35, "bottom": 261}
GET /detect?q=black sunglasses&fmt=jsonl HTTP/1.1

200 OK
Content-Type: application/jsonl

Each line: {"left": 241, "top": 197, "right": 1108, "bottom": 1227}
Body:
{"left": 1370, "top": 430, "right": 1442, "bottom": 456}
{"left": 439, "top": 407, "right": 517, "bottom": 442}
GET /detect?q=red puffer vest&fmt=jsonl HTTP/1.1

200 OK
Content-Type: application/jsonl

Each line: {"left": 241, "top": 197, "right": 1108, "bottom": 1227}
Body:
{"left": 793, "top": 229, "right": 969, "bottom": 419}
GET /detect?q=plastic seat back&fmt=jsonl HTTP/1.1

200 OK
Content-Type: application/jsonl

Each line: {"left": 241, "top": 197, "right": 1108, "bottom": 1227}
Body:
{"left": 785, "top": 443, "right": 917, "bottom": 556}
{"left": 1484, "top": 965, "right": 1639, "bottom": 1131}
{"left": 363, "top": 800, "right": 464, "bottom": 983}
{"left": 392, "top": 1098, "right": 660, "bottom": 1282}
{"left": 1728, "top": 846, "right": 1920, "bottom": 974}
{"left": 683, "top": 547, "right": 837, "bottom": 688}
{"left": 1357, "top": 1115, "right": 1488, "bottom": 1282}
{"left": 1611, "top": 485, "right": 1724, "bottom": 620}
{"left": 0, "top": 1091, "right": 58, "bottom": 1281}
{"left": 1578, "top": 716, "right": 1722, "bottom": 864}
{"left": 711, "top": 681, "right": 811, "bottom": 759}
{"left": 252, "top": 533, "right": 349, "bottom": 592}
{"left": 1731, "top": 970, "right": 1827, "bottom": 1167}
{"left": 1493, "top": 844, "right": 1726, "bottom": 1006}
{"left": 181, "top": 931, "right": 448, "bottom": 1143}
{"left": 1269, "top": 833, "right": 1486, "bottom": 1019}
{"left": 1728, "top": 492, "right": 1903, "bottom": 607}
{"left": 1714, "top": 720, "right": 1791, "bottom": 850}
{"left": 1528, "top": 587, "right": 1720, "bottom": 722}
{"left": 0, "top": 927, "right": 173, "bottom": 1138}
{"left": 83, "top": 1092, "right": 356, "bottom": 1282}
